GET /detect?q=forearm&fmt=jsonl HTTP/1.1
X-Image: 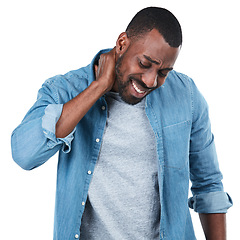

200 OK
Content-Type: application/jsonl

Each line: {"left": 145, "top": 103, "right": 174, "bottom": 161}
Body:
{"left": 56, "top": 48, "right": 116, "bottom": 138}
{"left": 11, "top": 117, "right": 61, "bottom": 170}
{"left": 199, "top": 213, "right": 226, "bottom": 240}
{"left": 56, "top": 80, "right": 107, "bottom": 138}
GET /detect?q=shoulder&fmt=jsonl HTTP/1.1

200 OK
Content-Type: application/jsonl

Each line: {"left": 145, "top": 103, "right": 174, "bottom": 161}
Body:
{"left": 43, "top": 64, "right": 91, "bottom": 90}
{"left": 150, "top": 70, "right": 208, "bottom": 123}
{"left": 165, "top": 70, "right": 205, "bottom": 101}
{"left": 166, "top": 70, "right": 193, "bottom": 88}
{"left": 39, "top": 64, "right": 93, "bottom": 103}
{"left": 157, "top": 70, "right": 194, "bottom": 102}
{"left": 41, "top": 49, "right": 110, "bottom": 99}
{"left": 167, "top": 70, "right": 209, "bottom": 121}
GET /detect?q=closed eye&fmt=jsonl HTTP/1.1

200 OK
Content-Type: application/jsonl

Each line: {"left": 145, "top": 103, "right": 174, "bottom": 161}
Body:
{"left": 158, "top": 67, "right": 173, "bottom": 78}
{"left": 158, "top": 71, "right": 167, "bottom": 78}
{"left": 139, "top": 60, "right": 151, "bottom": 69}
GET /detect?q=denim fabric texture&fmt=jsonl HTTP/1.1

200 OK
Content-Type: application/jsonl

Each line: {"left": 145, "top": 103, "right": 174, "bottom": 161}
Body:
{"left": 11, "top": 49, "right": 233, "bottom": 240}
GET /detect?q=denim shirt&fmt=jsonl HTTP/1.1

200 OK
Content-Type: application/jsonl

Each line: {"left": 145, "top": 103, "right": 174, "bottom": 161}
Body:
{"left": 11, "top": 49, "right": 232, "bottom": 240}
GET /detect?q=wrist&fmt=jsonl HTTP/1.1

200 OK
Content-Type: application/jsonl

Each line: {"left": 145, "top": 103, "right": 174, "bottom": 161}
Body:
{"left": 90, "top": 80, "right": 110, "bottom": 97}
{"left": 92, "top": 77, "right": 113, "bottom": 95}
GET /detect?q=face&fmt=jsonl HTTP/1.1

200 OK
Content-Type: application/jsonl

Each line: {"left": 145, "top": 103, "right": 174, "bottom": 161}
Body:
{"left": 113, "top": 29, "right": 181, "bottom": 105}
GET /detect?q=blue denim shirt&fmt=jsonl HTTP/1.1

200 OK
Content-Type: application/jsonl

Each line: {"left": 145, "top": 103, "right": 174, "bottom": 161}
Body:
{"left": 11, "top": 49, "right": 232, "bottom": 240}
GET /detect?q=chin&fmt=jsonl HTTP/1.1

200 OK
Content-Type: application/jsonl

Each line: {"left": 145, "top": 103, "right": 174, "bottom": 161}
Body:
{"left": 119, "top": 93, "right": 145, "bottom": 105}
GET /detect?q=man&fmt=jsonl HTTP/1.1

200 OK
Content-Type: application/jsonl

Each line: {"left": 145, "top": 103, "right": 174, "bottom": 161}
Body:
{"left": 11, "top": 7, "right": 232, "bottom": 240}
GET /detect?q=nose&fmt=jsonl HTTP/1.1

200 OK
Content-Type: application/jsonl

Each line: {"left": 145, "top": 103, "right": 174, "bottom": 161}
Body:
{"left": 141, "top": 71, "right": 158, "bottom": 89}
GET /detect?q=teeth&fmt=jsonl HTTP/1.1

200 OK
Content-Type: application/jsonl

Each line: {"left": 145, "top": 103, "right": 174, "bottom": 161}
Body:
{"left": 132, "top": 81, "right": 145, "bottom": 94}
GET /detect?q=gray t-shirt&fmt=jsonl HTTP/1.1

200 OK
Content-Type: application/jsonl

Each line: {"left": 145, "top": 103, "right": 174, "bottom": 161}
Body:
{"left": 80, "top": 92, "right": 160, "bottom": 239}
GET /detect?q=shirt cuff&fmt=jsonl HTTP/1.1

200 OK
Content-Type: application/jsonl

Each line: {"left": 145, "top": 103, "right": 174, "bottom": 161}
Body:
{"left": 188, "top": 191, "right": 233, "bottom": 213}
{"left": 42, "top": 104, "right": 75, "bottom": 153}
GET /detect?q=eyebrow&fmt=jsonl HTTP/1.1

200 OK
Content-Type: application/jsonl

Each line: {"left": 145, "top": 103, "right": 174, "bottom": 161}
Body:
{"left": 143, "top": 55, "right": 173, "bottom": 71}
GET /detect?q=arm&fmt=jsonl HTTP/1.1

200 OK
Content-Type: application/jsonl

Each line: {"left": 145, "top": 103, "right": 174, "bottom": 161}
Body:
{"left": 188, "top": 79, "right": 232, "bottom": 237}
{"left": 56, "top": 48, "right": 116, "bottom": 138}
{"left": 199, "top": 213, "right": 226, "bottom": 240}
{"left": 11, "top": 48, "right": 116, "bottom": 169}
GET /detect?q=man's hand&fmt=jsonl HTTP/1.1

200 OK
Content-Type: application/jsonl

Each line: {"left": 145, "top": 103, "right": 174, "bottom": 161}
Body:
{"left": 55, "top": 48, "right": 117, "bottom": 138}
{"left": 95, "top": 47, "right": 116, "bottom": 94}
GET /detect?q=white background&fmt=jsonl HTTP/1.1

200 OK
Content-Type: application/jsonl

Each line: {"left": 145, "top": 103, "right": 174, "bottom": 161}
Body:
{"left": 1, "top": 0, "right": 239, "bottom": 239}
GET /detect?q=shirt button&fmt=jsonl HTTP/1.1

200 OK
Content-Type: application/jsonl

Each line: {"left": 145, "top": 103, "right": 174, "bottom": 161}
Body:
{"left": 82, "top": 202, "right": 85, "bottom": 206}
{"left": 75, "top": 234, "right": 79, "bottom": 239}
{"left": 87, "top": 170, "right": 92, "bottom": 175}
{"left": 96, "top": 138, "right": 100, "bottom": 143}
{"left": 101, "top": 106, "right": 106, "bottom": 110}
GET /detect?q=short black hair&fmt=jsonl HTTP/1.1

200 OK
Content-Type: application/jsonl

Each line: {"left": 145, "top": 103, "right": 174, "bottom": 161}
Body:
{"left": 126, "top": 7, "right": 182, "bottom": 48}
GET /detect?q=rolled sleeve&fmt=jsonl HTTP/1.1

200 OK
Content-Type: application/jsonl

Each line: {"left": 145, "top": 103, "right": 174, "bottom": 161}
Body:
{"left": 42, "top": 104, "right": 75, "bottom": 153}
{"left": 188, "top": 191, "right": 233, "bottom": 213}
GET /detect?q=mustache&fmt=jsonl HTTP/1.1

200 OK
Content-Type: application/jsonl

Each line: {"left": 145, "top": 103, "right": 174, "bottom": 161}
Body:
{"left": 129, "top": 76, "right": 157, "bottom": 90}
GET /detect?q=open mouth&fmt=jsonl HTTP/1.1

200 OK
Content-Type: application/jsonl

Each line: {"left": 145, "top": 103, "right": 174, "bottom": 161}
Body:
{"left": 131, "top": 81, "right": 147, "bottom": 94}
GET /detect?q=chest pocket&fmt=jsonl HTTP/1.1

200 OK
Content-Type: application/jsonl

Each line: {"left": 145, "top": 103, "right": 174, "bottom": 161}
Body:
{"left": 162, "top": 120, "right": 191, "bottom": 169}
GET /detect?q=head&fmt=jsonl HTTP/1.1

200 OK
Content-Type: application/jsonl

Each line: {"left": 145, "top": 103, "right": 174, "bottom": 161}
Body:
{"left": 113, "top": 7, "right": 182, "bottom": 105}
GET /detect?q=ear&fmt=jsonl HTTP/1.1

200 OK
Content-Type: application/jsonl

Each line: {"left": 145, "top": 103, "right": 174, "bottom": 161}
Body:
{"left": 116, "top": 32, "right": 130, "bottom": 57}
